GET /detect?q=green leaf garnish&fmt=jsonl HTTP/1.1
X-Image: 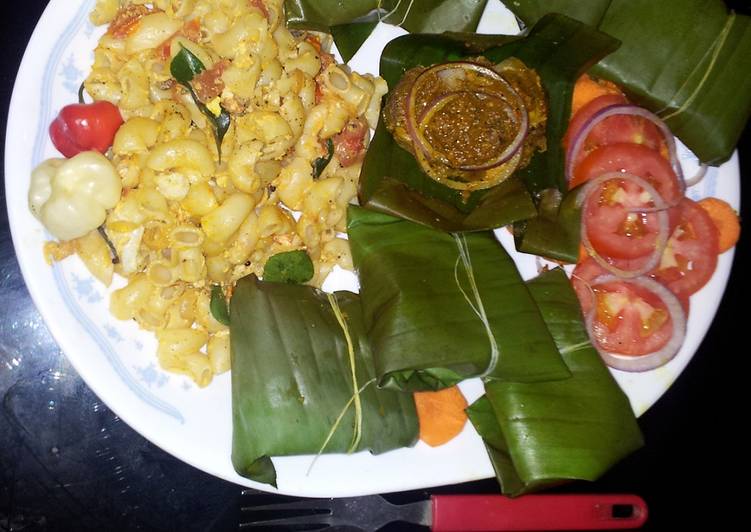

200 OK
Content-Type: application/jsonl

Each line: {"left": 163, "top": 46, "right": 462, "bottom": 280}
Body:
{"left": 170, "top": 45, "right": 206, "bottom": 83}
{"left": 170, "top": 45, "right": 230, "bottom": 162}
{"left": 209, "top": 284, "right": 231, "bottom": 326}
{"left": 263, "top": 250, "right": 315, "bottom": 284}
{"left": 312, "top": 138, "right": 335, "bottom": 179}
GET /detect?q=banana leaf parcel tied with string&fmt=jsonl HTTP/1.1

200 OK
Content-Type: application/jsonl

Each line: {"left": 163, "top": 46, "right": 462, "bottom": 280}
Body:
{"left": 284, "top": 0, "right": 490, "bottom": 61}
{"left": 347, "top": 206, "right": 571, "bottom": 392}
{"left": 467, "top": 268, "right": 643, "bottom": 496}
{"left": 505, "top": 0, "right": 751, "bottom": 165}
{"left": 230, "top": 276, "right": 419, "bottom": 487}
{"left": 358, "top": 14, "right": 619, "bottom": 234}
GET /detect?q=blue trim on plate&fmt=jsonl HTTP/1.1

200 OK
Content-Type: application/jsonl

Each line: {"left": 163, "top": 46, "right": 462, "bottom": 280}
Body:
{"left": 33, "top": 0, "right": 184, "bottom": 424}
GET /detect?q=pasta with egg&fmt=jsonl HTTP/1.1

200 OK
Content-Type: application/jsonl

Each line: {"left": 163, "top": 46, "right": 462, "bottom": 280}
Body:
{"left": 38, "top": 0, "right": 386, "bottom": 387}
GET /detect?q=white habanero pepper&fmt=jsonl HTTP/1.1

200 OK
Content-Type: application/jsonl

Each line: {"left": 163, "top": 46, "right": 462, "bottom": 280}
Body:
{"left": 28, "top": 151, "right": 122, "bottom": 241}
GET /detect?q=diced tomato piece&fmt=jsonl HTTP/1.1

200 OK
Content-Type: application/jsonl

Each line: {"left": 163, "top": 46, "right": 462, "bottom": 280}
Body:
{"left": 157, "top": 19, "right": 202, "bottom": 61}
{"left": 248, "top": 0, "right": 269, "bottom": 19}
{"left": 332, "top": 117, "right": 369, "bottom": 167}
{"left": 181, "top": 18, "right": 202, "bottom": 42}
{"left": 108, "top": 5, "right": 152, "bottom": 38}
{"left": 158, "top": 40, "right": 172, "bottom": 61}
{"left": 650, "top": 198, "right": 719, "bottom": 299}
{"left": 192, "top": 59, "right": 230, "bottom": 103}
{"left": 319, "top": 51, "right": 335, "bottom": 73}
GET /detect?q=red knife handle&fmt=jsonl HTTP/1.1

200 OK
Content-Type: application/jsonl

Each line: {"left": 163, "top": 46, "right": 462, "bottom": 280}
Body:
{"left": 431, "top": 494, "right": 647, "bottom": 531}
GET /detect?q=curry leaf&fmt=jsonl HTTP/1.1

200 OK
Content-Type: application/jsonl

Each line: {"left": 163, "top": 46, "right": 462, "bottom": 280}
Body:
{"left": 170, "top": 45, "right": 206, "bottom": 83}
{"left": 170, "top": 46, "right": 230, "bottom": 161}
{"left": 263, "top": 250, "right": 315, "bottom": 284}
{"left": 209, "top": 284, "right": 231, "bottom": 326}
{"left": 212, "top": 108, "right": 231, "bottom": 156}
{"left": 312, "top": 138, "right": 335, "bottom": 179}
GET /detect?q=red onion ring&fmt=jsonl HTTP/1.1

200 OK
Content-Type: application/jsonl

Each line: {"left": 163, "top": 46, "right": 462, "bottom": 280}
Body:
{"left": 584, "top": 274, "right": 687, "bottom": 372}
{"left": 416, "top": 91, "right": 528, "bottom": 171}
{"left": 580, "top": 172, "right": 670, "bottom": 278}
{"left": 404, "top": 62, "right": 528, "bottom": 169}
{"left": 684, "top": 163, "right": 708, "bottom": 187}
{"left": 565, "top": 104, "right": 685, "bottom": 195}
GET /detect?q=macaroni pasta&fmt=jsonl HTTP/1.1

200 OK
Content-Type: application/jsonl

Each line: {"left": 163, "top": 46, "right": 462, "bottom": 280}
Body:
{"left": 53, "top": 0, "right": 385, "bottom": 387}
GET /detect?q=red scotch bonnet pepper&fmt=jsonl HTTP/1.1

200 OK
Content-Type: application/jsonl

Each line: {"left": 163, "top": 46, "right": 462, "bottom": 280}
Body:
{"left": 49, "top": 100, "right": 123, "bottom": 158}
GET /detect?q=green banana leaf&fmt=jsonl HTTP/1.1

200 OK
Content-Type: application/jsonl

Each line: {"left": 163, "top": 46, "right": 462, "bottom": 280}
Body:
{"left": 330, "top": 22, "right": 380, "bottom": 63}
{"left": 285, "top": 1, "right": 489, "bottom": 61}
{"left": 347, "top": 205, "right": 571, "bottom": 391}
{"left": 358, "top": 14, "right": 619, "bottom": 233}
{"left": 467, "top": 268, "right": 643, "bottom": 496}
{"left": 230, "top": 275, "right": 419, "bottom": 486}
{"left": 513, "top": 186, "right": 583, "bottom": 263}
{"left": 505, "top": 0, "right": 751, "bottom": 165}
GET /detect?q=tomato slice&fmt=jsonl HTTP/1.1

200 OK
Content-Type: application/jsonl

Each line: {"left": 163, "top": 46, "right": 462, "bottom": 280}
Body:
{"left": 574, "top": 257, "right": 690, "bottom": 313}
{"left": 582, "top": 177, "right": 667, "bottom": 260}
{"left": 565, "top": 94, "right": 665, "bottom": 173}
{"left": 572, "top": 259, "right": 677, "bottom": 357}
{"left": 572, "top": 258, "right": 608, "bottom": 315}
{"left": 564, "top": 94, "right": 627, "bottom": 148}
{"left": 650, "top": 198, "right": 719, "bottom": 298}
{"left": 588, "top": 279, "right": 676, "bottom": 356}
{"left": 333, "top": 117, "right": 369, "bottom": 167}
{"left": 571, "top": 143, "right": 682, "bottom": 205}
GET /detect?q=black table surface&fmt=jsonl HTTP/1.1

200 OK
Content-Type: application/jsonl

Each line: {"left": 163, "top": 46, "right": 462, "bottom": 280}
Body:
{"left": 1, "top": 2, "right": 748, "bottom": 531}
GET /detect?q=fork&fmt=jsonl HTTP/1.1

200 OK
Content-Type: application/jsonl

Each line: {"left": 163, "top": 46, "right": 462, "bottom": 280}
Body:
{"left": 239, "top": 490, "right": 648, "bottom": 531}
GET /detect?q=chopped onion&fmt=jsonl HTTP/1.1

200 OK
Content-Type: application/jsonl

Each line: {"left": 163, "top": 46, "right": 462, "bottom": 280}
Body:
{"left": 565, "top": 104, "right": 685, "bottom": 196}
{"left": 585, "top": 274, "right": 687, "bottom": 372}
{"left": 580, "top": 172, "right": 670, "bottom": 278}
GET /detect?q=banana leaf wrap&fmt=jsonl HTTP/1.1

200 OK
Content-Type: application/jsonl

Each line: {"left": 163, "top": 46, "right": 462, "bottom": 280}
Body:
{"left": 230, "top": 276, "right": 419, "bottom": 487}
{"left": 467, "top": 268, "right": 643, "bottom": 496}
{"left": 513, "top": 185, "right": 583, "bottom": 264}
{"left": 505, "top": 0, "right": 751, "bottom": 165}
{"left": 285, "top": 1, "right": 489, "bottom": 61}
{"left": 358, "top": 14, "right": 619, "bottom": 236}
{"left": 347, "top": 205, "right": 570, "bottom": 391}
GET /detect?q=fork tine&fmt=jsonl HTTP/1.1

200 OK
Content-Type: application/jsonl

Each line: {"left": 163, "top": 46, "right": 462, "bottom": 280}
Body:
{"left": 241, "top": 498, "right": 333, "bottom": 513}
{"left": 238, "top": 512, "right": 334, "bottom": 528}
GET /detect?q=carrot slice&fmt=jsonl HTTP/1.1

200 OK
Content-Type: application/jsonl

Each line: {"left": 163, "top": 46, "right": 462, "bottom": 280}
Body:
{"left": 698, "top": 197, "right": 741, "bottom": 253}
{"left": 413, "top": 386, "right": 468, "bottom": 447}
{"left": 571, "top": 73, "right": 623, "bottom": 116}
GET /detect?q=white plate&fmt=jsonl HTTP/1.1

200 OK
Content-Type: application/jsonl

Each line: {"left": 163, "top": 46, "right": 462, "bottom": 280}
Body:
{"left": 5, "top": 0, "right": 739, "bottom": 497}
